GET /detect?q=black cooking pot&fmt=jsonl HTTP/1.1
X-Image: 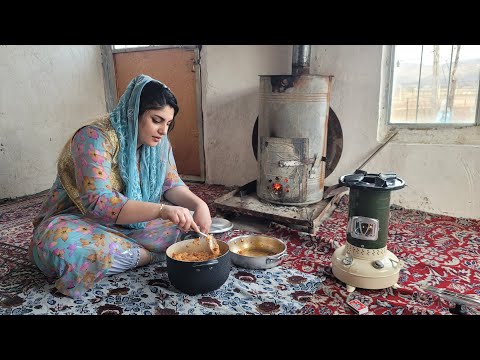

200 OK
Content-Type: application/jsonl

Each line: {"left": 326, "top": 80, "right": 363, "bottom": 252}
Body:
{"left": 166, "top": 238, "right": 231, "bottom": 295}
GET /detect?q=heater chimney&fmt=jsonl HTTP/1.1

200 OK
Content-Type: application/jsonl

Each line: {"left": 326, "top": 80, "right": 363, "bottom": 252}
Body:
{"left": 257, "top": 45, "right": 332, "bottom": 205}
{"left": 292, "top": 45, "right": 311, "bottom": 75}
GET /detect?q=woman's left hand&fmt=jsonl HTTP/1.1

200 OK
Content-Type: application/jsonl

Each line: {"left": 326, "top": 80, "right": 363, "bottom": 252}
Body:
{"left": 192, "top": 202, "right": 212, "bottom": 234}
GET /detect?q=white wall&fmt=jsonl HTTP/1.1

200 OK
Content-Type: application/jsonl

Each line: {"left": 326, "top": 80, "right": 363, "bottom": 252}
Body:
{"left": 201, "top": 45, "right": 292, "bottom": 186}
{"left": 310, "top": 45, "right": 479, "bottom": 219}
{"left": 2, "top": 45, "right": 478, "bottom": 219}
{"left": 0, "top": 45, "right": 107, "bottom": 198}
{"left": 202, "top": 45, "right": 480, "bottom": 219}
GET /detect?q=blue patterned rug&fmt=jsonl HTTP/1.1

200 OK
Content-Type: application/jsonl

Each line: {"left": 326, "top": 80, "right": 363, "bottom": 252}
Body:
{"left": 0, "top": 260, "right": 322, "bottom": 315}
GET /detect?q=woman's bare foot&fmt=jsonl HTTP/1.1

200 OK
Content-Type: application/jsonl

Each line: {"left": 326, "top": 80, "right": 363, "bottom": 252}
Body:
{"left": 138, "top": 247, "right": 151, "bottom": 266}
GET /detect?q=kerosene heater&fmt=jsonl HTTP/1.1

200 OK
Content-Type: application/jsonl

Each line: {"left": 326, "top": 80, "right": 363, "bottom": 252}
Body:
{"left": 331, "top": 170, "right": 405, "bottom": 292}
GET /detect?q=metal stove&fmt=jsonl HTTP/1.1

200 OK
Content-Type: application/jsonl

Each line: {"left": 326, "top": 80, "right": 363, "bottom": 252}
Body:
{"left": 331, "top": 170, "right": 406, "bottom": 292}
{"left": 214, "top": 45, "right": 343, "bottom": 233}
{"left": 256, "top": 74, "right": 333, "bottom": 205}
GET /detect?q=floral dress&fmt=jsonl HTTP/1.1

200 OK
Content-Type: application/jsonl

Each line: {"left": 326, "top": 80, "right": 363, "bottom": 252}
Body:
{"left": 30, "top": 126, "right": 185, "bottom": 298}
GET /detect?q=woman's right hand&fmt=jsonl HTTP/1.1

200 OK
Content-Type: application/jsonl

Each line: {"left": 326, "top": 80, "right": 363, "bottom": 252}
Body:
{"left": 161, "top": 204, "right": 200, "bottom": 233}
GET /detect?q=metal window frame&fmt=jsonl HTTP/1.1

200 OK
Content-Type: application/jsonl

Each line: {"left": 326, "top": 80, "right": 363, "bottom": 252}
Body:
{"left": 111, "top": 45, "right": 198, "bottom": 53}
{"left": 385, "top": 45, "right": 480, "bottom": 129}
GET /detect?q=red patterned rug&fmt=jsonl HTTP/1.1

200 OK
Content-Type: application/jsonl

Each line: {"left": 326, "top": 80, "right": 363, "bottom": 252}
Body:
{"left": 1, "top": 184, "right": 479, "bottom": 315}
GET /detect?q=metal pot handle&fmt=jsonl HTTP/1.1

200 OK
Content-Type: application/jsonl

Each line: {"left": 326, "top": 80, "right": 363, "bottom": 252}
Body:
{"left": 266, "top": 253, "right": 289, "bottom": 264}
{"left": 192, "top": 259, "right": 219, "bottom": 268}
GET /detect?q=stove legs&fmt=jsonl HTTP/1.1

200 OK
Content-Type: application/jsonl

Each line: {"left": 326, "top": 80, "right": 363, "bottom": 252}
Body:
{"left": 346, "top": 284, "right": 356, "bottom": 293}
{"left": 331, "top": 245, "right": 402, "bottom": 292}
{"left": 345, "top": 283, "right": 399, "bottom": 293}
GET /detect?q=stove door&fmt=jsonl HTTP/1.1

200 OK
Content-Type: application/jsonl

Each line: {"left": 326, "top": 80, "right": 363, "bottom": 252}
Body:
{"left": 258, "top": 136, "right": 309, "bottom": 203}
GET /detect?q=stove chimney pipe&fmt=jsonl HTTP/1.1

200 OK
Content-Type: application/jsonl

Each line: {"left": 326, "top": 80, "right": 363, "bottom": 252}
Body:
{"left": 292, "top": 45, "right": 311, "bottom": 75}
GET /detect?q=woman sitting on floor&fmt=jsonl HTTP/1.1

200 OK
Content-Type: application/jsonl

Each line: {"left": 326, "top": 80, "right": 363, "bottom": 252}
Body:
{"left": 29, "top": 74, "right": 211, "bottom": 298}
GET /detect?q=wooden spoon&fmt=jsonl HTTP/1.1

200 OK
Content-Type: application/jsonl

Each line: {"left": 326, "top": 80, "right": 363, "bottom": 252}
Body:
{"left": 198, "top": 231, "right": 220, "bottom": 256}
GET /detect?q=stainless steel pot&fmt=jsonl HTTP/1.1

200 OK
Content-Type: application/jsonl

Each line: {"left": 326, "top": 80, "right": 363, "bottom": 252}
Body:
{"left": 166, "top": 238, "right": 231, "bottom": 295}
{"left": 227, "top": 235, "right": 288, "bottom": 270}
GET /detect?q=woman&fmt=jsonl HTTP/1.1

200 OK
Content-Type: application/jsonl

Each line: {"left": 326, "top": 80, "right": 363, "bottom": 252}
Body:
{"left": 29, "top": 74, "right": 211, "bottom": 298}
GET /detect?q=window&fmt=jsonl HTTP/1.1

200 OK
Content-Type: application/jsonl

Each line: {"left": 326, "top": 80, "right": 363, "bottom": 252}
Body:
{"left": 386, "top": 45, "right": 480, "bottom": 126}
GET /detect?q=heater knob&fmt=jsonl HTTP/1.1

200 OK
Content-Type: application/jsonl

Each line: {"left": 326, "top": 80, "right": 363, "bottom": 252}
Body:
{"left": 372, "top": 260, "right": 384, "bottom": 269}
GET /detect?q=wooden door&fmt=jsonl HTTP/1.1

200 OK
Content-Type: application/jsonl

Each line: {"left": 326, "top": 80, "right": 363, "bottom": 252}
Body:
{"left": 113, "top": 47, "right": 202, "bottom": 179}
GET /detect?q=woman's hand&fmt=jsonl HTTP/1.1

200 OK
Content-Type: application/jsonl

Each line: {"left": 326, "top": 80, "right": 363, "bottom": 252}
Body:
{"left": 192, "top": 202, "right": 212, "bottom": 234}
{"left": 161, "top": 186, "right": 212, "bottom": 233}
{"left": 161, "top": 205, "right": 200, "bottom": 233}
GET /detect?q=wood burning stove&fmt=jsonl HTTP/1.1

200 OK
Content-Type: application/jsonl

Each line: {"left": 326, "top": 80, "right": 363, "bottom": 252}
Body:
{"left": 214, "top": 46, "right": 343, "bottom": 234}
{"left": 256, "top": 74, "right": 333, "bottom": 205}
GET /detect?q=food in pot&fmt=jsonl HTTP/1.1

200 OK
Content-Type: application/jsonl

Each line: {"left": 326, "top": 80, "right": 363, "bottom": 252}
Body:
{"left": 171, "top": 251, "right": 216, "bottom": 262}
{"left": 171, "top": 236, "right": 221, "bottom": 262}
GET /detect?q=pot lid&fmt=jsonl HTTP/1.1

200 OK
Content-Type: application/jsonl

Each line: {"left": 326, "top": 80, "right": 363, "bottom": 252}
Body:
{"left": 210, "top": 217, "right": 234, "bottom": 234}
{"left": 189, "top": 211, "right": 234, "bottom": 234}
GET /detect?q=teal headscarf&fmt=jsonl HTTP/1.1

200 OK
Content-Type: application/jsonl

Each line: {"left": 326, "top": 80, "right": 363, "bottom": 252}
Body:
{"left": 109, "top": 74, "right": 170, "bottom": 229}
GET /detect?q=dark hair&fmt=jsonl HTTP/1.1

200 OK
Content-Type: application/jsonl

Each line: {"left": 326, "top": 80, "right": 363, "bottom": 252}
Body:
{"left": 139, "top": 81, "right": 179, "bottom": 133}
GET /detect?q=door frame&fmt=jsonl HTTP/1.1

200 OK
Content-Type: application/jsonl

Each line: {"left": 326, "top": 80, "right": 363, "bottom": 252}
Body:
{"left": 99, "top": 45, "right": 205, "bottom": 182}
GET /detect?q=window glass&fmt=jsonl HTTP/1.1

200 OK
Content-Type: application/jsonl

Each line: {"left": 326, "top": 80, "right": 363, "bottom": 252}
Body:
{"left": 389, "top": 45, "right": 480, "bottom": 125}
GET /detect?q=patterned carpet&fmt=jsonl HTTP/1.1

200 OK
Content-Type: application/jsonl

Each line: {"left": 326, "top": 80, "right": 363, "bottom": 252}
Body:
{"left": 1, "top": 183, "right": 479, "bottom": 315}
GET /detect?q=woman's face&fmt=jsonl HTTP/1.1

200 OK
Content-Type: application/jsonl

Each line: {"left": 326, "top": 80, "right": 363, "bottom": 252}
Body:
{"left": 137, "top": 106, "right": 175, "bottom": 148}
